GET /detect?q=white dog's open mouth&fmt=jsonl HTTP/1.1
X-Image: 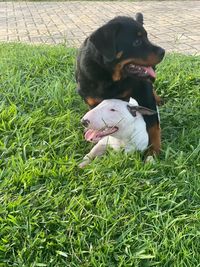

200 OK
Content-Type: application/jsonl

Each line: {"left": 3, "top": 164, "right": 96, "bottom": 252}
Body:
{"left": 84, "top": 126, "right": 118, "bottom": 143}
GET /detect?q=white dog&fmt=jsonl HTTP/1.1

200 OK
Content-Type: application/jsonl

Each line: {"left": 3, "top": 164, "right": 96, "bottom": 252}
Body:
{"left": 79, "top": 97, "right": 156, "bottom": 168}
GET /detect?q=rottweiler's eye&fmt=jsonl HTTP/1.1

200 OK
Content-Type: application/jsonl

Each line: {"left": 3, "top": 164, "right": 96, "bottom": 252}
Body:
{"left": 110, "top": 108, "right": 116, "bottom": 112}
{"left": 133, "top": 39, "right": 142, "bottom": 47}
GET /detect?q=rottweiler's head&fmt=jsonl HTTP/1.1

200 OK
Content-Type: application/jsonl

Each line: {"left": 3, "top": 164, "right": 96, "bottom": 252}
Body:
{"left": 90, "top": 14, "right": 165, "bottom": 82}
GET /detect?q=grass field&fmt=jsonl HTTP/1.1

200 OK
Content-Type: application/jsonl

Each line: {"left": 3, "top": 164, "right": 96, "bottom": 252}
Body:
{"left": 0, "top": 43, "right": 200, "bottom": 267}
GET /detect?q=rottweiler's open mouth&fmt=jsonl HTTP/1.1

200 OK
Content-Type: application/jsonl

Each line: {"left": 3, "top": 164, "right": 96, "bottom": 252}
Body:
{"left": 124, "top": 64, "right": 156, "bottom": 81}
{"left": 84, "top": 126, "right": 118, "bottom": 143}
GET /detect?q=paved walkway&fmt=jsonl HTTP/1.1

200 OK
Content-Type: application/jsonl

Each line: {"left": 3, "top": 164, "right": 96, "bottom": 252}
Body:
{"left": 0, "top": 1, "right": 200, "bottom": 54}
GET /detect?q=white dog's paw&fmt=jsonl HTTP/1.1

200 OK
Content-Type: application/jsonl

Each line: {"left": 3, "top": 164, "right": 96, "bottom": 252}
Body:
{"left": 79, "top": 160, "right": 90, "bottom": 168}
{"left": 145, "top": 155, "right": 155, "bottom": 164}
{"left": 78, "top": 156, "right": 91, "bottom": 168}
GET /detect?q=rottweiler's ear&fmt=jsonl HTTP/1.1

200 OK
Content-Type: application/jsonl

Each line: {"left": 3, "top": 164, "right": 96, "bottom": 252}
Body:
{"left": 90, "top": 23, "right": 120, "bottom": 63}
{"left": 135, "top": 13, "right": 144, "bottom": 25}
{"left": 127, "top": 105, "right": 157, "bottom": 117}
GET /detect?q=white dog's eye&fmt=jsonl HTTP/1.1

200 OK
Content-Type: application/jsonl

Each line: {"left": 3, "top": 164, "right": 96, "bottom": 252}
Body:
{"left": 110, "top": 108, "right": 116, "bottom": 112}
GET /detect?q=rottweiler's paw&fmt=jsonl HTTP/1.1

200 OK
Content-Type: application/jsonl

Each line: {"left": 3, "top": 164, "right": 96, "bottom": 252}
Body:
{"left": 156, "top": 97, "right": 165, "bottom": 106}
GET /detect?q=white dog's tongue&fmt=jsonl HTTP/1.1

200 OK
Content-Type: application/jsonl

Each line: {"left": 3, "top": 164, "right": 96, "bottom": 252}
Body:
{"left": 85, "top": 129, "right": 99, "bottom": 143}
{"left": 143, "top": 66, "right": 156, "bottom": 79}
{"left": 84, "top": 127, "right": 118, "bottom": 143}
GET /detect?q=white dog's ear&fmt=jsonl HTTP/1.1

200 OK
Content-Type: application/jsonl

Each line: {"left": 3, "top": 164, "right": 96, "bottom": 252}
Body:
{"left": 129, "top": 97, "right": 139, "bottom": 106}
{"left": 127, "top": 105, "right": 157, "bottom": 117}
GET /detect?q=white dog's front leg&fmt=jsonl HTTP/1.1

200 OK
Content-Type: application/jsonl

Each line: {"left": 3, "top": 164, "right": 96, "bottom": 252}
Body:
{"left": 79, "top": 138, "right": 109, "bottom": 168}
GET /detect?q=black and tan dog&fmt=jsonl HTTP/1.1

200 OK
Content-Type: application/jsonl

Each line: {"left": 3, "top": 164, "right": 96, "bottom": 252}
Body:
{"left": 75, "top": 13, "right": 165, "bottom": 156}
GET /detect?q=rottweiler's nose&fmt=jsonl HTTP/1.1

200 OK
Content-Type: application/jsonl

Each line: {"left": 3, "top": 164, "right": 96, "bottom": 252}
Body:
{"left": 81, "top": 119, "right": 90, "bottom": 127}
{"left": 157, "top": 47, "right": 165, "bottom": 60}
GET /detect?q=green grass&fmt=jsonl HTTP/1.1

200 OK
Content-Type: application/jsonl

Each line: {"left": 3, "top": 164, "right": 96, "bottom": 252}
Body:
{"left": 0, "top": 43, "right": 200, "bottom": 267}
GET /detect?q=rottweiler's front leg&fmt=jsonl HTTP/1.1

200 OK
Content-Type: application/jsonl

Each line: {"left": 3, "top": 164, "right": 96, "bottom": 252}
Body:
{"left": 147, "top": 122, "right": 161, "bottom": 156}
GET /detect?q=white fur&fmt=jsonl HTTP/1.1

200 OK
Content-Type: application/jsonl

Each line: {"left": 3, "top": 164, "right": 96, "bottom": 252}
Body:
{"left": 79, "top": 98, "right": 149, "bottom": 168}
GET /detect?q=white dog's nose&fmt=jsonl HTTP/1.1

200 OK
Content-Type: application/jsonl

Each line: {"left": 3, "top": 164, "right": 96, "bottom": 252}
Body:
{"left": 81, "top": 119, "right": 90, "bottom": 127}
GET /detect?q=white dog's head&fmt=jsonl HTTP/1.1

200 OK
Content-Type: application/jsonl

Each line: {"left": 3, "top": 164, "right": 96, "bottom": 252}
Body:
{"left": 81, "top": 98, "right": 156, "bottom": 143}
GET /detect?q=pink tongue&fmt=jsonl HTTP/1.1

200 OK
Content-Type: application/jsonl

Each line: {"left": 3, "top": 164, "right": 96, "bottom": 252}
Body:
{"left": 84, "top": 129, "right": 99, "bottom": 142}
{"left": 143, "top": 66, "right": 156, "bottom": 79}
